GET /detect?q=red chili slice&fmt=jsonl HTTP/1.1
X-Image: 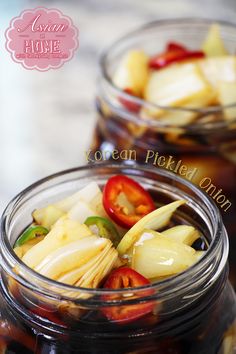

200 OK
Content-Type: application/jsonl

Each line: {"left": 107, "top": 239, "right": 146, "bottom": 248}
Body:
{"left": 166, "top": 42, "right": 187, "bottom": 52}
{"left": 119, "top": 88, "right": 141, "bottom": 113}
{"left": 102, "top": 267, "right": 154, "bottom": 324}
{"left": 149, "top": 50, "right": 205, "bottom": 70}
{"left": 103, "top": 175, "right": 155, "bottom": 228}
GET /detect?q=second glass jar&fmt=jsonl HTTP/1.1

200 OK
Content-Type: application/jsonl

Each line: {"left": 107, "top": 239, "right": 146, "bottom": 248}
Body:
{"left": 93, "top": 19, "right": 236, "bottom": 285}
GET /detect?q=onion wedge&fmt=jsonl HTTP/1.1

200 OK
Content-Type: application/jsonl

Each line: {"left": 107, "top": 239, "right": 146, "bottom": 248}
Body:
{"left": 117, "top": 200, "right": 186, "bottom": 255}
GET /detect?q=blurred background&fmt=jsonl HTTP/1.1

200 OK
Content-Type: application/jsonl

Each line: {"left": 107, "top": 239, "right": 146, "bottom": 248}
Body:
{"left": 0, "top": 0, "right": 235, "bottom": 212}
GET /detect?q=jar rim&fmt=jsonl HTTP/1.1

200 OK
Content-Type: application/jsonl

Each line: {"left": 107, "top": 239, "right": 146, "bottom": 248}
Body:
{"left": 0, "top": 163, "right": 228, "bottom": 303}
{"left": 99, "top": 17, "right": 236, "bottom": 130}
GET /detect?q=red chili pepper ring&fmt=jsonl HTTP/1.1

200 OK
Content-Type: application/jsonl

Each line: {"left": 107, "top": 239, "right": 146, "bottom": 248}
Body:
{"left": 103, "top": 175, "right": 155, "bottom": 228}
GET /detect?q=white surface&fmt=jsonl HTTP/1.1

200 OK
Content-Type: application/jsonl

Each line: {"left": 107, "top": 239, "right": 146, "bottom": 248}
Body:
{"left": 0, "top": 0, "right": 235, "bottom": 212}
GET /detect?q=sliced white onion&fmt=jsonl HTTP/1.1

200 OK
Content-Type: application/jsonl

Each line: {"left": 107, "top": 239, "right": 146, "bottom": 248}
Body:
{"left": 68, "top": 201, "right": 97, "bottom": 223}
{"left": 33, "top": 205, "right": 64, "bottom": 228}
{"left": 22, "top": 219, "right": 92, "bottom": 269}
{"left": 35, "top": 236, "right": 109, "bottom": 279}
{"left": 117, "top": 200, "right": 186, "bottom": 255}
{"left": 162, "top": 225, "right": 200, "bottom": 246}
{"left": 14, "top": 235, "right": 45, "bottom": 259}
{"left": 33, "top": 182, "right": 104, "bottom": 228}
{"left": 58, "top": 242, "right": 112, "bottom": 285}
{"left": 76, "top": 248, "right": 118, "bottom": 288}
{"left": 55, "top": 182, "right": 102, "bottom": 212}
{"left": 132, "top": 230, "right": 197, "bottom": 278}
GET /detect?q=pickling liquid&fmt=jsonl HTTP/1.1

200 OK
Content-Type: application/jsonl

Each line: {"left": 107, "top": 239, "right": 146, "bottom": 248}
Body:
{"left": 0, "top": 270, "right": 236, "bottom": 354}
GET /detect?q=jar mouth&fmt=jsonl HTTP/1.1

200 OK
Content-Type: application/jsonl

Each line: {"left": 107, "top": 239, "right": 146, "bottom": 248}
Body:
{"left": 99, "top": 17, "right": 236, "bottom": 130}
{"left": 0, "top": 163, "right": 228, "bottom": 303}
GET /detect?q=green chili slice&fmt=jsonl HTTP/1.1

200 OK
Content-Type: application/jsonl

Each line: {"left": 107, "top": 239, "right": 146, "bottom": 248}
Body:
{"left": 15, "top": 225, "right": 49, "bottom": 247}
{"left": 84, "top": 216, "right": 120, "bottom": 246}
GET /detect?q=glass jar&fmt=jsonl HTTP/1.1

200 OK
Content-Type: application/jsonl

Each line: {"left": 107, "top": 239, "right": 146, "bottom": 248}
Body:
{"left": 93, "top": 18, "right": 236, "bottom": 285}
{"left": 0, "top": 163, "right": 236, "bottom": 354}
